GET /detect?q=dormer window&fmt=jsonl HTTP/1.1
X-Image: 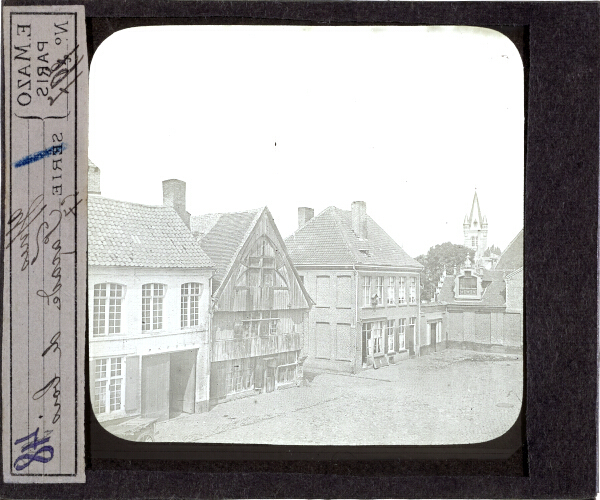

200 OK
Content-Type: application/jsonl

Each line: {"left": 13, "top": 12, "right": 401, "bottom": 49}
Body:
{"left": 459, "top": 276, "right": 477, "bottom": 295}
{"left": 455, "top": 269, "right": 482, "bottom": 299}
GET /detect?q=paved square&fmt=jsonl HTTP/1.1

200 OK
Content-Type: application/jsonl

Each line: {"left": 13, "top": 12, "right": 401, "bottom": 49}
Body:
{"left": 154, "top": 349, "right": 522, "bottom": 445}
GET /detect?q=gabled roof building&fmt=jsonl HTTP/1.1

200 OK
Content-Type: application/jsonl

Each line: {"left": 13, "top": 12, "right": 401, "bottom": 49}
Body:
{"left": 88, "top": 164, "right": 215, "bottom": 428}
{"left": 285, "top": 202, "right": 424, "bottom": 373}
{"left": 420, "top": 229, "right": 523, "bottom": 356}
{"left": 191, "top": 207, "right": 313, "bottom": 405}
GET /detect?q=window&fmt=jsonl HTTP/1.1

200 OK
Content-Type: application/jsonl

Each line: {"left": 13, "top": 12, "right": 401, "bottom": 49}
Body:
{"left": 372, "top": 321, "right": 384, "bottom": 355}
{"left": 471, "top": 236, "right": 477, "bottom": 248}
{"left": 362, "top": 322, "right": 372, "bottom": 357}
{"left": 387, "top": 319, "right": 395, "bottom": 352}
{"left": 240, "top": 311, "right": 279, "bottom": 338}
{"left": 398, "top": 318, "right": 406, "bottom": 350}
{"left": 181, "top": 283, "right": 202, "bottom": 328}
{"left": 398, "top": 277, "right": 406, "bottom": 304}
{"left": 409, "top": 277, "right": 417, "bottom": 304}
{"left": 93, "top": 284, "right": 125, "bottom": 336}
{"left": 142, "top": 283, "right": 165, "bottom": 331}
{"left": 459, "top": 276, "right": 478, "bottom": 295}
{"left": 387, "top": 277, "right": 395, "bottom": 305}
{"left": 93, "top": 357, "right": 123, "bottom": 415}
{"left": 376, "top": 277, "right": 384, "bottom": 305}
{"left": 363, "top": 276, "right": 372, "bottom": 306}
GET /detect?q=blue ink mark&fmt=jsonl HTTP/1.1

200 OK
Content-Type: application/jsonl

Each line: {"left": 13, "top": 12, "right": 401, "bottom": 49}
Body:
{"left": 13, "top": 427, "right": 53, "bottom": 471}
{"left": 14, "top": 143, "right": 66, "bottom": 168}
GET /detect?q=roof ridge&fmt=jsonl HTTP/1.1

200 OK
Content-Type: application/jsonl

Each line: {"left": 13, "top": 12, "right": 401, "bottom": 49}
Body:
{"left": 90, "top": 196, "right": 174, "bottom": 211}
{"left": 286, "top": 205, "right": 337, "bottom": 240}
{"left": 191, "top": 207, "right": 263, "bottom": 220}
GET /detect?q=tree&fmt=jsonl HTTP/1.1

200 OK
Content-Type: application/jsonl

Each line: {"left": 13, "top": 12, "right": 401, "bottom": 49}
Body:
{"left": 416, "top": 242, "right": 475, "bottom": 301}
{"left": 483, "top": 244, "right": 501, "bottom": 257}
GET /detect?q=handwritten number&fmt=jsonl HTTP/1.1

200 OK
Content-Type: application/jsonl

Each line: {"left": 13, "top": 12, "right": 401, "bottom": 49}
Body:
{"left": 14, "top": 447, "right": 54, "bottom": 471}
{"left": 13, "top": 427, "right": 54, "bottom": 471}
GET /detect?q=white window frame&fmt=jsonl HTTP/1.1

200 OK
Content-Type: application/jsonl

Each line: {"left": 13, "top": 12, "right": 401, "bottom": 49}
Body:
{"left": 398, "top": 277, "right": 406, "bottom": 304}
{"left": 398, "top": 318, "right": 406, "bottom": 350}
{"left": 376, "top": 277, "right": 384, "bottom": 306}
{"left": 181, "top": 282, "right": 202, "bottom": 329}
{"left": 409, "top": 277, "right": 417, "bottom": 304}
{"left": 142, "top": 283, "right": 166, "bottom": 332}
{"left": 363, "top": 276, "right": 372, "bottom": 307}
{"left": 387, "top": 277, "right": 395, "bottom": 305}
{"left": 372, "top": 321, "right": 383, "bottom": 355}
{"left": 93, "top": 357, "right": 124, "bottom": 416}
{"left": 93, "top": 283, "right": 125, "bottom": 337}
{"left": 387, "top": 319, "right": 395, "bottom": 352}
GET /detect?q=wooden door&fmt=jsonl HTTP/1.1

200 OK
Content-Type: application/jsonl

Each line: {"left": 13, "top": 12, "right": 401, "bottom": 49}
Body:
{"left": 141, "top": 353, "right": 170, "bottom": 421}
{"left": 170, "top": 350, "right": 197, "bottom": 415}
{"left": 210, "top": 361, "right": 228, "bottom": 405}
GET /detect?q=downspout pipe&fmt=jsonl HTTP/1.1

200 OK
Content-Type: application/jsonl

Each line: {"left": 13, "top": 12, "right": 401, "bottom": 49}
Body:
{"left": 353, "top": 263, "right": 359, "bottom": 374}
{"left": 417, "top": 272, "right": 421, "bottom": 357}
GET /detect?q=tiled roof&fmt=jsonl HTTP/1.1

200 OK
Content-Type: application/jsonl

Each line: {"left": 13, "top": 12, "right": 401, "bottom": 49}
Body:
{"left": 284, "top": 206, "right": 423, "bottom": 269}
{"left": 495, "top": 229, "right": 523, "bottom": 271}
{"left": 437, "top": 270, "right": 506, "bottom": 307}
{"left": 191, "top": 208, "right": 263, "bottom": 286}
{"left": 88, "top": 196, "right": 213, "bottom": 268}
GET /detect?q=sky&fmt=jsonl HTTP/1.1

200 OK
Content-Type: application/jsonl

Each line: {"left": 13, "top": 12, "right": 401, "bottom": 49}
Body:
{"left": 89, "top": 25, "right": 524, "bottom": 258}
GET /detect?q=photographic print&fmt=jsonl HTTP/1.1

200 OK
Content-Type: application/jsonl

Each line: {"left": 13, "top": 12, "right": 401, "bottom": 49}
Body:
{"left": 87, "top": 25, "right": 524, "bottom": 446}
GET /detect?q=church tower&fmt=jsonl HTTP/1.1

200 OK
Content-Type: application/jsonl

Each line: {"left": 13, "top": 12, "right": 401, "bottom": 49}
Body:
{"left": 463, "top": 190, "right": 488, "bottom": 261}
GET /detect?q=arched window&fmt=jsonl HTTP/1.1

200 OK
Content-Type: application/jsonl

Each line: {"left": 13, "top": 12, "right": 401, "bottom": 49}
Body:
{"left": 93, "top": 283, "right": 125, "bottom": 336}
{"left": 181, "top": 282, "right": 203, "bottom": 328}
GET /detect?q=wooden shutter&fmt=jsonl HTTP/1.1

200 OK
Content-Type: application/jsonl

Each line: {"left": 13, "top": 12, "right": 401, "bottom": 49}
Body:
{"left": 125, "top": 355, "right": 140, "bottom": 413}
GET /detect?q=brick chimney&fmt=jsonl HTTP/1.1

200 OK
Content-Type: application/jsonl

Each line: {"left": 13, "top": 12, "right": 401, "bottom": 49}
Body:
{"left": 88, "top": 160, "right": 101, "bottom": 195}
{"left": 163, "top": 179, "right": 190, "bottom": 228}
{"left": 298, "top": 207, "right": 314, "bottom": 228}
{"left": 351, "top": 201, "right": 367, "bottom": 239}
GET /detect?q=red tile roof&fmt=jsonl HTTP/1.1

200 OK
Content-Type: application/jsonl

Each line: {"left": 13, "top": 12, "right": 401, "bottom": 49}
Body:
{"left": 284, "top": 206, "right": 423, "bottom": 269}
{"left": 88, "top": 196, "right": 213, "bottom": 268}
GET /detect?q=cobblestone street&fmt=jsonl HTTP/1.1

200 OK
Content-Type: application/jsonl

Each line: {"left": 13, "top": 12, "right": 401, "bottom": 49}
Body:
{"left": 155, "top": 349, "right": 522, "bottom": 445}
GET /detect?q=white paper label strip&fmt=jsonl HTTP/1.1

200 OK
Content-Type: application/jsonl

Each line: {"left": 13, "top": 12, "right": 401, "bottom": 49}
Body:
{"left": 2, "top": 5, "right": 87, "bottom": 483}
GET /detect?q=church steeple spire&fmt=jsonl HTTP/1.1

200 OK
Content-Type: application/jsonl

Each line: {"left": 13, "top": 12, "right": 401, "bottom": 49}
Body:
{"left": 463, "top": 190, "right": 488, "bottom": 260}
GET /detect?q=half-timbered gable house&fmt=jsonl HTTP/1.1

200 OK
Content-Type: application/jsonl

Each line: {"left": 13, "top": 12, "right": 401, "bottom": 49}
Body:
{"left": 190, "top": 207, "right": 313, "bottom": 406}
